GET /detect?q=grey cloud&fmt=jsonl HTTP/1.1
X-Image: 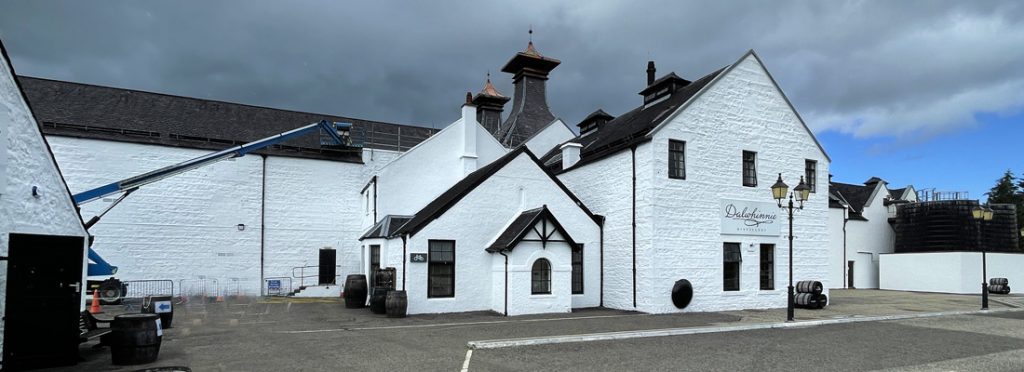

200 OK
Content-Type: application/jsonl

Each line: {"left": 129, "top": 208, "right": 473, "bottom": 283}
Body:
{"left": 0, "top": 0, "right": 1020, "bottom": 139}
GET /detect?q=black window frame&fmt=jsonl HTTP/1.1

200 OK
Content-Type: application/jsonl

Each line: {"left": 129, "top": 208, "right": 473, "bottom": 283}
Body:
{"left": 742, "top": 151, "right": 757, "bottom": 187}
{"left": 369, "top": 244, "right": 381, "bottom": 287}
{"left": 724, "top": 243, "right": 742, "bottom": 291}
{"left": 532, "top": 258, "right": 552, "bottom": 295}
{"left": 805, "top": 159, "right": 817, "bottom": 193}
{"left": 668, "top": 140, "right": 686, "bottom": 180}
{"left": 427, "top": 240, "right": 455, "bottom": 298}
{"left": 760, "top": 244, "right": 775, "bottom": 290}
{"left": 571, "top": 245, "right": 584, "bottom": 294}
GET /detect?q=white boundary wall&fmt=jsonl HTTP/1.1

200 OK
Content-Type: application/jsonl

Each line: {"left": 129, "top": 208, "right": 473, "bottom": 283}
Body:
{"left": 880, "top": 252, "right": 1024, "bottom": 294}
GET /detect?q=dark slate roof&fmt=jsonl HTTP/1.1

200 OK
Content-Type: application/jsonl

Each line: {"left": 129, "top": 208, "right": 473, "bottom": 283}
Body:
{"left": 889, "top": 187, "right": 907, "bottom": 200}
{"left": 359, "top": 215, "right": 413, "bottom": 240}
{"left": 829, "top": 181, "right": 877, "bottom": 214}
{"left": 486, "top": 205, "right": 578, "bottom": 253}
{"left": 540, "top": 67, "right": 725, "bottom": 172}
{"left": 864, "top": 176, "right": 885, "bottom": 185}
{"left": 18, "top": 76, "right": 438, "bottom": 162}
{"left": 390, "top": 146, "right": 600, "bottom": 238}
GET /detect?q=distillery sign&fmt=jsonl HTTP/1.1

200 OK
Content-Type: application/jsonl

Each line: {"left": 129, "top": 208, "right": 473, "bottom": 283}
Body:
{"left": 720, "top": 199, "right": 781, "bottom": 236}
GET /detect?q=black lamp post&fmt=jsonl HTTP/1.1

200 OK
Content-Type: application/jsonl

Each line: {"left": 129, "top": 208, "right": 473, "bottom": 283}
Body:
{"left": 771, "top": 173, "right": 810, "bottom": 322}
{"left": 970, "top": 204, "right": 994, "bottom": 310}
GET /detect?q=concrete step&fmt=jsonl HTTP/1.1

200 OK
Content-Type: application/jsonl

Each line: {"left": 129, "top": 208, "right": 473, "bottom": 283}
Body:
{"left": 289, "top": 284, "right": 343, "bottom": 298}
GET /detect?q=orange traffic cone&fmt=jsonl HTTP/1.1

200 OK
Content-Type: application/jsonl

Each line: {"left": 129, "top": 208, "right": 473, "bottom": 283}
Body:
{"left": 89, "top": 289, "right": 102, "bottom": 314}
{"left": 215, "top": 293, "right": 225, "bottom": 302}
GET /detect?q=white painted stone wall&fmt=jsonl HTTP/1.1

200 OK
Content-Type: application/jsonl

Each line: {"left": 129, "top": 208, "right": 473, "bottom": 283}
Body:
{"left": 391, "top": 153, "right": 601, "bottom": 315}
{"left": 561, "top": 52, "right": 831, "bottom": 314}
{"left": 493, "top": 240, "right": 573, "bottom": 316}
{"left": 374, "top": 114, "right": 506, "bottom": 219}
{"left": 49, "top": 137, "right": 263, "bottom": 294}
{"left": 843, "top": 183, "right": 893, "bottom": 289}
{"left": 359, "top": 149, "right": 401, "bottom": 229}
{"left": 262, "top": 156, "right": 375, "bottom": 291}
{"left": 559, "top": 149, "right": 637, "bottom": 311}
{"left": 880, "top": 252, "right": 1024, "bottom": 294}
{"left": 0, "top": 53, "right": 89, "bottom": 360}
{"left": 827, "top": 207, "right": 849, "bottom": 288}
{"left": 523, "top": 119, "right": 575, "bottom": 156}
{"left": 47, "top": 135, "right": 396, "bottom": 296}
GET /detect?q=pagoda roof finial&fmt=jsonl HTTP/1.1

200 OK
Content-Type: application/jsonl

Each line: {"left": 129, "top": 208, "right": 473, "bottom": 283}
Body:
{"left": 476, "top": 71, "right": 507, "bottom": 99}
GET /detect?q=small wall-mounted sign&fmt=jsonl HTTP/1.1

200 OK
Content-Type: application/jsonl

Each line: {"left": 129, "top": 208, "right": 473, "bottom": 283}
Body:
{"left": 410, "top": 253, "right": 427, "bottom": 263}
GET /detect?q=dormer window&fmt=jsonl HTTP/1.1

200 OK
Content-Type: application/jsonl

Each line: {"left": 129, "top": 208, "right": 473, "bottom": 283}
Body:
{"left": 639, "top": 72, "right": 691, "bottom": 107}
{"left": 576, "top": 109, "right": 614, "bottom": 137}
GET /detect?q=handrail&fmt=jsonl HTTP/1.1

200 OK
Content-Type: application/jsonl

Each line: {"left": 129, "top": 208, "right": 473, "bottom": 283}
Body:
{"left": 291, "top": 265, "right": 344, "bottom": 288}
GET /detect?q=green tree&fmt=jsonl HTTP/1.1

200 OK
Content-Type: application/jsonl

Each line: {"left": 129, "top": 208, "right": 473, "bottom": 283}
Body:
{"left": 985, "top": 170, "right": 1023, "bottom": 250}
{"left": 986, "top": 169, "right": 1020, "bottom": 204}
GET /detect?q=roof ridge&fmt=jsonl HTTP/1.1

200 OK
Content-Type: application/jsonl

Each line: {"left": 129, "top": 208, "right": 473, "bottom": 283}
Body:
{"left": 17, "top": 75, "right": 430, "bottom": 130}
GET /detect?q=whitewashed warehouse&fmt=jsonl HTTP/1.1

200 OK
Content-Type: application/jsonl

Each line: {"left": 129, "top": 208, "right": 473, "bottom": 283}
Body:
{"left": 22, "top": 75, "right": 436, "bottom": 297}
{"left": 24, "top": 40, "right": 834, "bottom": 316}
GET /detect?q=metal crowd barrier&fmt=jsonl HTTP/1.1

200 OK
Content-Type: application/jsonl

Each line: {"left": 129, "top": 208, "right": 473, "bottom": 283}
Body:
{"left": 116, "top": 279, "right": 174, "bottom": 311}
{"left": 178, "top": 278, "right": 220, "bottom": 304}
{"left": 264, "top": 277, "right": 293, "bottom": 296}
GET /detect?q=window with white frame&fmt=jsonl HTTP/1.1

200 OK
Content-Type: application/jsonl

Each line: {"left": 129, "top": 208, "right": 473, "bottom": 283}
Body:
{"left": 428, "top": 240, "right": 455, "bottom": 298}
{"left": 532, "top": 258, "right": 552, "bottom": 295}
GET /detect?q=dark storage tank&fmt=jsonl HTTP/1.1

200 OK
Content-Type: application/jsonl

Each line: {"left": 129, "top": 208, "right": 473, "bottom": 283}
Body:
{"left": 894, "top": 201, "right": 1019, "bottom": 253}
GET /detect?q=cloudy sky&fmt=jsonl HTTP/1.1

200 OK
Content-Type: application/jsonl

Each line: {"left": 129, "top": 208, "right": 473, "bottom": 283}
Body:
{"left": 1, "top": 1, "right": 1021, "bottom": 199}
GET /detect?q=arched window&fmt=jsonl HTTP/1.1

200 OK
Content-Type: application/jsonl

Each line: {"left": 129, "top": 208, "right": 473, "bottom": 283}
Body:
{"left": 531, "top": 258, "right": 551, "bottom": 295}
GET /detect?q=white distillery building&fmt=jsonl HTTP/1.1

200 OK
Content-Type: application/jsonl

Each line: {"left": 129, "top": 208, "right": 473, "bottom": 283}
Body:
{"left": 827, "top": 177, "right": 917, "bottom": 289}
{"left": 1, "top": 41, "right": 92, "bottom": 369}
{"left": 26, "top": 39, "right": 833, "bottom": 316}
{"left": 363, "top": 44, "right": 831, "bottom": 315}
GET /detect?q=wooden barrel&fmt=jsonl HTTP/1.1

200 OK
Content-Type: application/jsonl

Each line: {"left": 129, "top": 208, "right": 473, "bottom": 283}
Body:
{"left": 795, "top": 280, "right": 823, "bottom": 294}
{"left": 815, "top": 294, "right": 828, "bottom": 309}
{"left": 386, "top": 290, "right": 408, "bottom": 318}
{"left": 671, "top": 279, "right": 693, "bottom": 309}
{"left": 142, "top": 295, "right": 175, "bottom": 328}
{"left": 989, "top": 284, "right": 1011, "bottom": 294}
{"left": 990, "top": 278, "right": 1009, "bottom": 286}
{"left": 344, "top": 275, "right": 368, "bottom": 308}
{"left": 794, "top": 293, "right": 814, "bottom": 308}
{"left": 108, "top": 313, "right": 162, "bottom": 365}
{"left": 369, "top": 287, "right": 388, "bottom": 314}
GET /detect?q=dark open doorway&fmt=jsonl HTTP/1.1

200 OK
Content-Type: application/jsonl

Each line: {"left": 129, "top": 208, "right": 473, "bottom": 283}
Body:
{"left": 318, "top": 248, "right": 336, "bottom": 285}
{"left": 847, "top": 260, "right": 855, "bottom": 289}
{"left": 4, "top": 233, "right": 85, "bottom": 370}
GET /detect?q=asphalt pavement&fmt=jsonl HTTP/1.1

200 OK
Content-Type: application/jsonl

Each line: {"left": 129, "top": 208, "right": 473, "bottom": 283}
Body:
{"left": 61, "top": 290, "right": 1024, "bottom": 371}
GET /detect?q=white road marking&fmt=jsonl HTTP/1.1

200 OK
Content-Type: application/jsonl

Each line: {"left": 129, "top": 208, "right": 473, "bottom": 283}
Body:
{"left": 467, "top": 307, "right": 1024, "bottom": 350}
{"left": 276, "top": 313, "right": 637, "bottom": 334}
{"left": 460, "top": 349, "right": 473, "bottom": 372}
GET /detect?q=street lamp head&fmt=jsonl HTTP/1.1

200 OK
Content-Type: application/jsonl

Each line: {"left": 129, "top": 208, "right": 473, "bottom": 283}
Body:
{"left": 983, "top": 207, "right": 994, "bottom": 221}
{"left": 794, "top": 176, "right": 811, "bottom": 204}
{"left": 971, "top": 205, "right": 984, "bottom": 220}
{"left": 771, "top": 173, "right": 789, "bottom": 203}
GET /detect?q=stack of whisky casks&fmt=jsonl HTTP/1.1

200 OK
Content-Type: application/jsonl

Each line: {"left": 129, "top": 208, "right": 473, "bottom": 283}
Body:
{"left": 794, "top": 280, "right": 828, "bottom": 309}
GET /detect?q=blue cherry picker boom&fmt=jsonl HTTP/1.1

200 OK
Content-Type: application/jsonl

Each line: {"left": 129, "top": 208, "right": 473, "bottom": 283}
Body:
{"left": 76, "top": 120, "right": 358, "bottom": 301}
